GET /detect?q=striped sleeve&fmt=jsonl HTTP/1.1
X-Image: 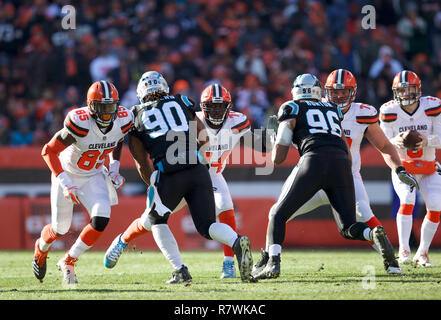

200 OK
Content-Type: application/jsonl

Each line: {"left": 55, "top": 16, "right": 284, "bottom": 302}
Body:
{"left": 356, "top": 113, "right": 379, "bottom": 124}
{"left": 380, "top": 113, "right": 397, "bottom": 123}
{"left": 231, "top": 118, "right": 251, "bottom": 133}
{"left": 425, "top": 104, "right": 441, "bottom": 117}
{"left": 64, "top": 114, "right": 89, "bottom": 137}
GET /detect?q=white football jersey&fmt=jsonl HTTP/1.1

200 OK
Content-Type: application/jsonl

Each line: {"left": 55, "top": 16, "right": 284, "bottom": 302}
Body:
{"left": 196, "top": 110, "right": 251, "bottom": 175}
{"left": 380, "top": 96, "right": 441, "bottom": 165}
{"left": 341, "top": 102, "right": 379, "bottom": 173}
{"left": 60, "top": 106, "right": 134, "bottom": 176}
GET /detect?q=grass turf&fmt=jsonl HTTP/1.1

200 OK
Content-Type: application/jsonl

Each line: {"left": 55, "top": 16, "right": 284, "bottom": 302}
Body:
{"left": 1, "top": 249, "right": 441, "bottom": 300}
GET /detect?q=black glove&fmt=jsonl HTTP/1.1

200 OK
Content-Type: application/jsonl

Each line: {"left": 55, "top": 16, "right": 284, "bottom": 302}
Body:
{"left": 396, "top": 166, "right": 419, "bottom": 192}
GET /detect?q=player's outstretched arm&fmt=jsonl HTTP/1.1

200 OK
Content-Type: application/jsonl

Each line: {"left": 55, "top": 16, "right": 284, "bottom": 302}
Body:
{"left": 365, "top": 122, "right": 402, "bottom": 170}
{"left": 128, "top": 134, "right": 152, "bottom": 186}
{"left": 41, "top": 129, "right": 83, "bottom": 204}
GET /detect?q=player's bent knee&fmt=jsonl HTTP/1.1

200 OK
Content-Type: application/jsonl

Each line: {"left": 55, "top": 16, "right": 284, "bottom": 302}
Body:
{"left": 51, "top": 222, "right": 70, "bottom": 237}
{"left": 90, "top": 216, "right": 109, "bottom": 232}
{"left": 148, "top": 209, "right": 170, "bottom": 225}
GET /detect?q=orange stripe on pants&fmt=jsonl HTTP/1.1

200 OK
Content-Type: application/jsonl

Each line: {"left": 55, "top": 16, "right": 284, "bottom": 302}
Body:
{"left": 426, "top": 211, "right": 441, "bottom": 223}
{"left": 398, "top": 204, "right": 414, "bottom": 216}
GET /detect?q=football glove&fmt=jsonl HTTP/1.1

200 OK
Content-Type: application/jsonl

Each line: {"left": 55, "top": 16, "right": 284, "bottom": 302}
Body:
{"left": 436, "top": 161, "right": 441, "bottom": 175}
{"left": 107, "top": 160, "right": 125, "bottom": 190}
{"left": 57, "top": 172, "right": 83, "bottom": 204}
{"left": 396, "top": 166, "right": 419, "bottom": 192}
{"left": 266, "top": 115, "right": 278, "bottom": 147}
{"left": 109, "top": 171, "right": 125, "bottom": 190}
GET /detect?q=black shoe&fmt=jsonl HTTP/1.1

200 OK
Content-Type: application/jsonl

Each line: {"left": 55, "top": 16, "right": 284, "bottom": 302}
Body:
{"left": 232, "top": 236, "right": 255, "bottom": 282}
{"left": 254, "top": 254, "right": 280, "bottom": 280}
{"left": 167, "top": 265, "right": 192, "bottom": 284}
{"left": 251, "top": 249, "right": 269, "bottom": 277}
{"left": 371, "top": 226, "right": 401, "bottom": 273}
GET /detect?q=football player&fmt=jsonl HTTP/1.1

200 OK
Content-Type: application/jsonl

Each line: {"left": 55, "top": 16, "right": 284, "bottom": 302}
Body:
{"left": 380, "top": 70, "right": 441, "bottom": 267}
{"left": 253, "top": 73, "right": 406, "bottom": 280}
{"left": 103, "top": 71, "right": 255, "bottom": 283}
{"left": 32, "top": 80, "right": 133, "bottom": 284}
{"left": 253, "top": 69, "right": 418, "bottom": 275}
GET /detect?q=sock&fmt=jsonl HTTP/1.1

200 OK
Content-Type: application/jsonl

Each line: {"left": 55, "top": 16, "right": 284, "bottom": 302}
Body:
{"left": 268, "top": 244, "right": 281, "bottom": 256}
{"left": 208, "top": 222, "right": 238, "bottom": 248}
{"left": 416, "top": 211, "right": 440, "bottom": 256}
{"left": 396, "top": 204, "right": 414, "bottom": 253}
{"left": 218, "top": 210, "right": 236, "bottom": 258}
{"left": 365, "top": 216, "right": 382, "bottom": 229}
{"left": 39, "top": 224, "right": 61, "bottom": 252}
{"left": 68, "top": 224, "right": 102, "bottom": 259}
{"left": 121, "top": 218, "right": 149, "bottom": 243}
{"left": 224, "top": 256, "right": 234, "bottom": 262}
{"left": 363, "top": 228, "right": 372, "bottom": 241}
{"left": 151, "top": 224, "right": 184, "bottom": 270}
{"left": 264, "top": 222, "right": 287, "bottom": 252}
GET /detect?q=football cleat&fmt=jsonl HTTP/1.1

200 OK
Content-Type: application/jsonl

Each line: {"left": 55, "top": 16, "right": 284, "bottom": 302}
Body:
{"left": 104, "top": 234, "right": 128, "bottom": 269}
{"left": 220, "top": 260, "right": 236, "bottom": 279}
{"left": 398, "top": 249, "right": 411, "bottom": 265}
{"left": 251, "top": 249, "right": 269, "bottom": 277}
{"left": 167, "top": 265, "right": 192, "bottom": 284}
{"left": 253, "top": 254, "right": 281, "bottom": 280}
{"left": 56, "top": 253, "right": 78, "bottom": 284}
{"left": 32, "top": 239, "right": 49, "bottom": 282}
{"left": 371, "top": 226, "right": 401, "bottom": 273}
{"left": 413, "top": 252, "right": 434, "bottom": 268}
{"left": 232, "top": 235, "right": 255, "bottom": 282}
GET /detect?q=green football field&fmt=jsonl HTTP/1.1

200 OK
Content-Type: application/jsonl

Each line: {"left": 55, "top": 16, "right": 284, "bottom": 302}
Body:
{"left": 1, "top": 249, "right": 441, "bottom": 301}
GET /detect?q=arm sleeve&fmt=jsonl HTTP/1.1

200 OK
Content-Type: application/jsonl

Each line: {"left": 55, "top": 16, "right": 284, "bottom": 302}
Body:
{"left": 41, "top": 136, "right": 68, "bottom": 176}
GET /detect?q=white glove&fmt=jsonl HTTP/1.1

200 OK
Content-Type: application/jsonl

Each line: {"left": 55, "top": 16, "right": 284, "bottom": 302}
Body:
{"left": 108, "top": 160, "right": 125, "bottom": 190}
{"left": 57, "top": 172, "right": 83, "bottom": 204}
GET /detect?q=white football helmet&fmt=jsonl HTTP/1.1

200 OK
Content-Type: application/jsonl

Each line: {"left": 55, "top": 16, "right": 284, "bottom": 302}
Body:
{"left": 291, "top": 73, "right": 322, "bottom": 101}
{"left": 136, "top": 71, "right": 170, "bottom": 103}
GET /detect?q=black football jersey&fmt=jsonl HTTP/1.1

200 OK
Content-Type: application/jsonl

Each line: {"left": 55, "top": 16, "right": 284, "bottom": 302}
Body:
{"left": 130, "top": 94, "right": 201, "bottom": 173}
{"left": 277, "top": 100, "right": 348, "bottom": 155}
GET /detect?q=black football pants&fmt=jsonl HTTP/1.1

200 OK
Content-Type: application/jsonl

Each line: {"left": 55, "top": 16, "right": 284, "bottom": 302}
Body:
{"left": 267, "top": 146, "right": 369, "bottom": 246}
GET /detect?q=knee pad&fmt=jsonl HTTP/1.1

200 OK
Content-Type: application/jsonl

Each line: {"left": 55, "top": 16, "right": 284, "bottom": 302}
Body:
{"left": 148, "top": 205, "right": 170, "bottom": 226}
{"left": 90, "top": 216, "right": 110, "bottom": 232}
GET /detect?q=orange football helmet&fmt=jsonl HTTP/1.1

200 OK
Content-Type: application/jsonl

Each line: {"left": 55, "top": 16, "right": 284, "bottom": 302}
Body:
{"left": 325, "top": 69, "right": 357, "bottom": 112}
{"left": 87, "top": 80, "right": 119, "bottom": 127}
{"left": 392, "top": 70, "right": 421, "bottom": 107}
{"left": 200, "top": 84, "right": 232, "bottom": 126}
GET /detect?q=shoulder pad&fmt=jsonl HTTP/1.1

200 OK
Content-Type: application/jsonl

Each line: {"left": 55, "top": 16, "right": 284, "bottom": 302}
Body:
{"left": 177, "top": 94, "right": 195, "bottom": 107}
{"left": 277, "top": 101, "right": 299, "bottom": 122}
{"left": 355, "top": 103, "right": 379, "bottom": 124}
{"left": 117, "top": 106, "right": 134, "bottom": 134}
{"left": 231, "top": 113, "right": 250, "bottom": 133}
{"left": 64, "top": 108, "right": 90, "bottom": 138}
{"left": 422, "top": 96, "right": 441, "bottom": 117}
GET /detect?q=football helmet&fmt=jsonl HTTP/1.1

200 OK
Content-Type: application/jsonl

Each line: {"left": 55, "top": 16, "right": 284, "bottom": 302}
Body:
{"left": 392, "top": 70, "right": 421, "bottom": 107}
{"left": 200, "top": 83, "right": 232, "bottom": 126}
{"left": 325, "top": 69, "right": 357, "bottom": 112}
{"left": 87, "top": 81, "right": 119, "bottom": 127}
{"left": 291, "top": 73, "right": 322, "bottom": 101}
{"left": 136, "top": 71, "right": 170, "bottom": 103}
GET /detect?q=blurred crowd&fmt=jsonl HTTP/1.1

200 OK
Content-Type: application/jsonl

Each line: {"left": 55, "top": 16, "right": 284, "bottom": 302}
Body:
{"left": 0, "top": 0, "right": 441, "bottom": 146}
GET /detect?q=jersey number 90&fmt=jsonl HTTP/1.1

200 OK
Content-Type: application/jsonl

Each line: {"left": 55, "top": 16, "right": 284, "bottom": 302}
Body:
{"left": 142, "top": 101, "right": 189, "bottom": 138}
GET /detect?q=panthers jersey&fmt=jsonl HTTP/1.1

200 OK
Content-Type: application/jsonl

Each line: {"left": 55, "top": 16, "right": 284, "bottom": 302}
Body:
{"left": 130, "top": 94, "right": 198, "bottom": 173}
{"left": 277, "top": 100, "right": 347, "bottom": 155}
{"left": 380, "top": 96, "right": 441, "bottom": 174}
{"left": 341, "top": 102, "right": 379, "bottom": 173}
{"left": 196, "top": 110, "right": 251, "bottom": 175}
{"left": 60, "top": 106, "right": 133, "bottom": 176}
